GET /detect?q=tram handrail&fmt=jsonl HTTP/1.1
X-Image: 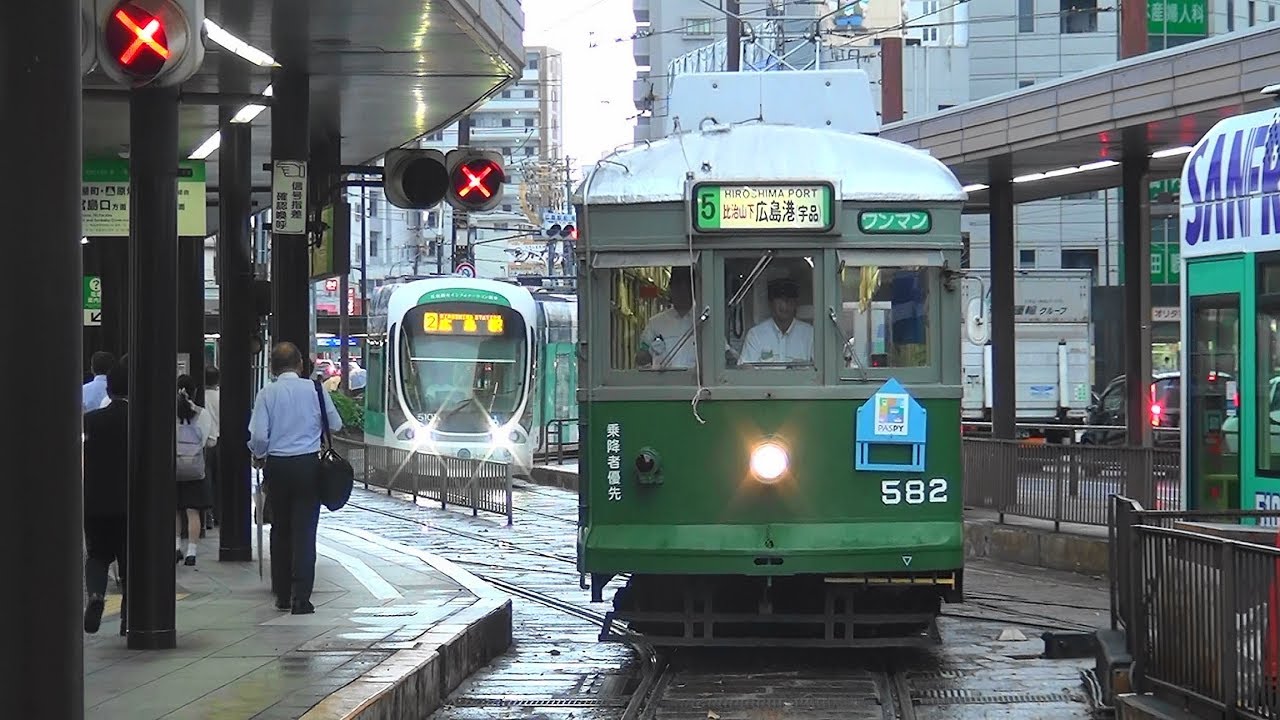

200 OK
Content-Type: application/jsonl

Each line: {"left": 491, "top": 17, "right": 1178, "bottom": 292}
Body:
{"left": 1109, "top": 496, "right": 1280, "bottom": 717}
{"left": 331, "top": 434, "right": 514, "bottom": 525}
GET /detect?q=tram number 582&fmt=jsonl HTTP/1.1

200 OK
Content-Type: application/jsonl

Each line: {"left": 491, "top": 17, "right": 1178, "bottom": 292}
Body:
{"left": 881, "top": 478, "right": 949, "bottom": 505}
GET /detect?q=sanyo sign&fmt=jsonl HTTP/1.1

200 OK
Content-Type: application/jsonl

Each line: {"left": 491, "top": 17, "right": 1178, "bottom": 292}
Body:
{"left": 1181, "top": 96, "right": 1280, "bottom": 258}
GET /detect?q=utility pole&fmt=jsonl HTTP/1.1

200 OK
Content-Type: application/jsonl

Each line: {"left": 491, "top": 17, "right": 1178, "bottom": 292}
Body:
{"left": 451, "top": 115, "right": 471, "bottom": 274}
{"left": 726, "top": 0, "right": 741, "bottom": 71}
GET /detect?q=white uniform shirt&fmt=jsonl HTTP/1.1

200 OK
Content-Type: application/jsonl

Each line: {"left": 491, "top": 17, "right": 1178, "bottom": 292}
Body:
{"left": 639, "top": 308, "right": 697, "bottom": 369}
{"left": 739, "top": 318, "right": 815, "bottom": 366}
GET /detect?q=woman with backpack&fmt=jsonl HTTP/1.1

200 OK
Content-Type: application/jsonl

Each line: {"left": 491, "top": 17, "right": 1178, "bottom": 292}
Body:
{"left": 176, "top": 374, "right": 215, "bottom": 566}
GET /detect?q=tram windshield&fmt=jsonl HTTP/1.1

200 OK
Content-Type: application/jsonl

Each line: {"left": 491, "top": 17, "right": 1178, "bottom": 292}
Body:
{"left": 398, "top": 303, "right": 528, "bottom": 433}
{"left": 723, "top": 253, "right": 816, "bottom": 370}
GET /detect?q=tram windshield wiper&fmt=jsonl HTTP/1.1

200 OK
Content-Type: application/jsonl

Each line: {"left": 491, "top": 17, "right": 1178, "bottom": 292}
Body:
{"left": 727, "top": 251, "right": 774, "bottom": 310}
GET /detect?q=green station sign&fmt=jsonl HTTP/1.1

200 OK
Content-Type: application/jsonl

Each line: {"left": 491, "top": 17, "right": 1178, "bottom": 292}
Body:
{"left": 84, "top": 276, "right": 102, "bottom": 327}
{"left": 692, "top": 182, "right": 835, "bottom": 233}
{"left": 82, "top": 158, "right": 207, "bottom": 237}
{"left": 859, "top": 210, "right": 932, "bottom": 234}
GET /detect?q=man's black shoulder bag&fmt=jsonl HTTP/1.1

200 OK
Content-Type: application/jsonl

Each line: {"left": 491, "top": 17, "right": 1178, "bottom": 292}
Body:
{"left": 314, "top": 380, "right": 355, "bottom": 511}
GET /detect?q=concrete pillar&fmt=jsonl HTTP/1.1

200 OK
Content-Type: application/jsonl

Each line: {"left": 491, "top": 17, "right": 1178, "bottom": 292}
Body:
{"left": 0, "top": 0, "right": 84, "bottom": 713}
{"left": 988, "top": 158, "right": 1017, "bottom": 440}
{"left": 1122, "top": 127, "right": 1153, "bottom": 447}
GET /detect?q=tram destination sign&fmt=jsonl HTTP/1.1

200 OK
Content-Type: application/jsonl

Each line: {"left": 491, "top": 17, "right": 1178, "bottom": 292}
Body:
{"left": 692, "top": 181, "right": 835, "bottom": 233}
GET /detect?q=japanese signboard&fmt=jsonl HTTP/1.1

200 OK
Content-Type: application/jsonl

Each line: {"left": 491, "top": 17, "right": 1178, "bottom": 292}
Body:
{"left": 272, "top": 160, "right": 308, "bottom": 234}
{"left": 1149, "top": 178, "right": 1181, "bottom": 203}
{"left": 960, "top": 269, "right": 1092, "bottom": 324}
{"left": 309, "top": 200, "right": 351, "bottom": 281}
{"left": 605, "top": 422, "right": 622, "bottom": 501}
{"left": 1147, "top": 0, "right": 1207, "bottom": 36}
{"left": 692, "top": 182, "right": 835, "bottom": 233}
{"left": 859, "top": 210, "right": 932, "bottom": 235}
{"left": 84, "top": 276, "right": 102, "bottom": 327}
{"left": 82, "top": 159, "right": 206, "bottom": 237}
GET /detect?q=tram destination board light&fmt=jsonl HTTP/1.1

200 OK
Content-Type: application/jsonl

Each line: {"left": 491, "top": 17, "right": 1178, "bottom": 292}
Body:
{"left": 422, "top": 311, "right": 505, "bottom": 336}
{"left": 96, "top": 0, "right": 205, "bottom": 88}
{"left": 858, "top": 210, "right": 932, "bottom": 234}
{"left": 692, "top": 181, "right": 836, "bottom": 234}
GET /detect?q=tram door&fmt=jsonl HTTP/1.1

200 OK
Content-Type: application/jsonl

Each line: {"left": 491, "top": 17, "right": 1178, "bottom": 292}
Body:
{"left": 1186, "top": 264, "right": 1242, "bottom": 511}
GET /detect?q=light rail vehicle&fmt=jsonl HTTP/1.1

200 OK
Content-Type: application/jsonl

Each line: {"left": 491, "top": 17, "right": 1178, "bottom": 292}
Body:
{"left": 362, "top": 277, "right": 578, "bottom": 476}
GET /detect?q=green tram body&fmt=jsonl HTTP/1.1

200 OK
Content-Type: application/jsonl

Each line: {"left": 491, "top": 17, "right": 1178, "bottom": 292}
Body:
{"left": 361, "top": 278, "right": 579, "bottom": 477}
{"left": 1179, "top": 107, "right": 1280, "bottom": 519}
{"left": 573, "top": 123, "right": 969, "bottom": 646}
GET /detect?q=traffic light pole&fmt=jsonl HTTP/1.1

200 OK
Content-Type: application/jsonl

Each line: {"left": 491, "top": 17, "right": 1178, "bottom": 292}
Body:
{"left": 270, "top": 69, "right": 312, "bottom": 354}
{"left": 127, "top": 85, "right": 180, "bottom": 650}
{"left": 0, "top": 0, "right": 84, "bottom": 713}
{"left": 218, "top": 117, "right": 255, "bottom": 563}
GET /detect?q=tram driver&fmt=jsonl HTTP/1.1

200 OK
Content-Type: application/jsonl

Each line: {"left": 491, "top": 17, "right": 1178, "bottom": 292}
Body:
{"left": 636, "top": 267, "right": 697, "bottom": 370}
{"left": 739, "top": 277, "right": 814, "bottom": 367}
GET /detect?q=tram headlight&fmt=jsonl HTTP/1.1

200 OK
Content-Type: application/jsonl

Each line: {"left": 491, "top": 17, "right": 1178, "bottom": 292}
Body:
{"left": 749, "top": 441, "right": 789, "bottom": 483}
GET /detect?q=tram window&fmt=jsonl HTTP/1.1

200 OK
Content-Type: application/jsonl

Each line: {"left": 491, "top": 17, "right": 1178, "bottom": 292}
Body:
{"left": 835, "top": 266, "right": 934, "bottom": 370}
{"left": 608, "top": 265, "right": 698, "bottom": 374}
{"left": 723, "top": 254, "right": 816, "bottom": 370}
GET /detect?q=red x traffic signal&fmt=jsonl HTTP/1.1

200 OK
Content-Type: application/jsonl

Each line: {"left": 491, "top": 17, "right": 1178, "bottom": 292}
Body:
{"left": 447, "top": 152, "right": 506, "bottom": 212}
{"left": 96, "top": 0, "right": 205, "bottom": 88}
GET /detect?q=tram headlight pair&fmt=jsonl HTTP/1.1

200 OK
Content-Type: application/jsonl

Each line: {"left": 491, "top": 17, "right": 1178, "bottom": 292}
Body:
{"left": 749, "top": 440, "right": 789, "bottom": 483}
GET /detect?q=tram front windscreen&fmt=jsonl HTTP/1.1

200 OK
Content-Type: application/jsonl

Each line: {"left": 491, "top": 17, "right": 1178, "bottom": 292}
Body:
{"left": 398, "top": 302, "right": 529, "bottom": 433}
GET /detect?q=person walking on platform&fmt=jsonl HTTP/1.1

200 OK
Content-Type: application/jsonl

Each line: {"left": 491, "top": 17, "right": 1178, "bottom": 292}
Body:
{"left": 82, "top": 351, "right": 114, "bottom": 413}
{"left": 83, "top": 365, "right": 129, "bottom": 635}
{"left": 175, "top": 374, "right": 216, "bottom": 566}
{"left": 248, "top": 342, "right": 343, "bottom": 615}
{"left": 204, "top": 365, "right": 222, "bottom": 529}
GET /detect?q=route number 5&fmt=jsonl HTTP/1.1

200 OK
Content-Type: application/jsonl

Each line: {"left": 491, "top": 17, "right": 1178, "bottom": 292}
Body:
{"left": 697, "top": 190, "right": 716, "bottom": 221}
{"left": 881, "top": 478, "right": 948, "bottom": 505}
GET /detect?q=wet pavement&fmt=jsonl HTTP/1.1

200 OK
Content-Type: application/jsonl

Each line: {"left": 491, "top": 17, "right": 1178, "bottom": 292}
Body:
{"left": 338, "top": 477, "right": 1111, "bottom": 719}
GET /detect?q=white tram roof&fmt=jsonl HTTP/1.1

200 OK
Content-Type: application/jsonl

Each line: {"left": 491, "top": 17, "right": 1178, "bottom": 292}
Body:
{"left": 384, "top": 277, "right": 538, "bottom": 323}
{"left": 576, "top": 122, "right": 967, "bottom": 206}
{"left": 1178, "top": 106, "right": 1280, "bottom": 259}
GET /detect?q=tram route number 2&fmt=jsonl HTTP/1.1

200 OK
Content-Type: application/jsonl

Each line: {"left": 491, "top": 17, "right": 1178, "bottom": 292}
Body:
{"left": 881, "top": 478, "right": 948, "bottom": 505}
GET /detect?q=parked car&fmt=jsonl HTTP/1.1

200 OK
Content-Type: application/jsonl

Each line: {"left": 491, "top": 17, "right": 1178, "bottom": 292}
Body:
{"left": 1079, "top": 371, "right": 1190, "bottom": 449}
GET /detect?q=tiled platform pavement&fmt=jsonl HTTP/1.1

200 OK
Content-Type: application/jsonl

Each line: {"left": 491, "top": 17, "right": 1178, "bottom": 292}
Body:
{"left": 84, "top": 513, "right": 511, "bottom": 720}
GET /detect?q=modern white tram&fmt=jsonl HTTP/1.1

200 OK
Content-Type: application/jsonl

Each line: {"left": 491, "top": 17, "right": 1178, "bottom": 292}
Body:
{"left": 363, "top": 277, "right": 578, "bottom": 475}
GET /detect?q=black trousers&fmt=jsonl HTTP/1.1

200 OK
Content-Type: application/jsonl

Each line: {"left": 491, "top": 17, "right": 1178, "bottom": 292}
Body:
{"left": 85, "top": 515, "right": 127, "bottom": 624}
{"left": 264, "top": 454, "right": 321, "bottom": 606}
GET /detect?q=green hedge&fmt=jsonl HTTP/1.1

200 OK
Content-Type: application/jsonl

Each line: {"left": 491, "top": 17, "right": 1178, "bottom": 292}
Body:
{"left": 328, "top": 390, "right": 364, "bottom": 435}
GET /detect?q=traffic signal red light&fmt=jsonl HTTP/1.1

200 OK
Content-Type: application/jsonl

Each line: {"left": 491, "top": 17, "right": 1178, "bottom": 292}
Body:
{"left": 96, "top": 0, "right": 204, "bottom": 88}
{"left": 451, "top": 158, "right": 505, "bottom": 209}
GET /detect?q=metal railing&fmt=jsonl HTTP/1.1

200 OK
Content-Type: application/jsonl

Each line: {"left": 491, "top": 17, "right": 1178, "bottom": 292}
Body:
{"left": 1111, "top": 497, "right": 1280, "bottom": 718}
{"left": 963, "top": 438, "right": 1180, "bottom": 528}
{"left": 332, "top": 435, "right": 513, "bottom": 525}
{"left": 540, "top": 417, "right": 578, "bottom": 464}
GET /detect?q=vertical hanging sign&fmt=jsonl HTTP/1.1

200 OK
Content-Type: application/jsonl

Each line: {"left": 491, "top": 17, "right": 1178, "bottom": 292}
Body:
{"left": 605, "top": 422, "right": 623, "bottom": 501}
{"left": 272, "top": 161, "right": 308, "bottom": 234}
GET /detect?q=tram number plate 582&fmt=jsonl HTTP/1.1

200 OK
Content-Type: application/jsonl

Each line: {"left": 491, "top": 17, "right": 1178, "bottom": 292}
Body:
{"left": 881, "top": 478, "right": 948, "bottom": 505}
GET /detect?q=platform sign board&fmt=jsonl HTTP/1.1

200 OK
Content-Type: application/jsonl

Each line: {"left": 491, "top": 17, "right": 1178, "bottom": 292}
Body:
{"left": 272, "top": 161, "right": 308, "bottom": 234}
{"left": 855, "top": 378, "right": 928, "bottom": 473}
{"left": 84, "top": 275, "right": 102, "bottom": 326}
{"left": 82, "top": 159, "right": 206, "bottom": 237}
{"left": 691, "top": 181, "right": 836, "bottom": 233}
{"left": 309, "top": 200, "right": 351, "bottom": 281}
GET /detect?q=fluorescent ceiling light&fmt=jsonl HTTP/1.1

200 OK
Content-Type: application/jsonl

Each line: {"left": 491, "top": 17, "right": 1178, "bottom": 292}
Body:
{"left": 1077, "top": 160, "right": 1119, "bottom": 171}
{"left": 1012, "top": 172, "right": 1045, "bottom": 183}
{"left": 189, "top": 84, "right": 273, "bottom": 158}
{"left": 1151, "top": 146, "right": 1194, "bottom": 159}
{"left": 189, "top": 131, "right": 221, "bottom": 160}
{"left": 203, "top": 19, "right": 278, "bottom": 67}
{"left": 1262, "top": 83, "right": 1280, "bottom": 96}
{"left": 962, "top": 183, "right": 988, "bottom": 192}
{"left": 1013, "top": 159, "right": 1118, "bottom": 184}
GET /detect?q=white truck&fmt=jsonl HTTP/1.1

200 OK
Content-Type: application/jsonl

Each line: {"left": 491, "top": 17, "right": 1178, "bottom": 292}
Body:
{"left": 960, "top": 268, "right": 1093, "bottom": 442}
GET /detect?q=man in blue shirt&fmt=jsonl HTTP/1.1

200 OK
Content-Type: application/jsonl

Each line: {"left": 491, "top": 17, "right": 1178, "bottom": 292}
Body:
{"left": 82, "top": 351, "right": 114, "bottom": 413}
{"left": 248, "top": 342, "right": 343, "bottom": 614}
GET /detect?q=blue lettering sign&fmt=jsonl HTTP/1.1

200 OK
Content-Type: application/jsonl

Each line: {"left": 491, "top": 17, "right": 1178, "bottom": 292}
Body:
{"left": 1182, "top": 114, "right": 1280, "bottom": 256}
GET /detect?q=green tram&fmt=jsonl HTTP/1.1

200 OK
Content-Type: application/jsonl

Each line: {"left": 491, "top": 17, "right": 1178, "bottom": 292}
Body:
{"left": 574, "top": 122, "right": 969, "bottom": 646}
{"left": 362, "top": 278, "right": 578, "bottom": 476}
{"left": 1180, "top": 106, "right": 1280, "bottom": 522}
